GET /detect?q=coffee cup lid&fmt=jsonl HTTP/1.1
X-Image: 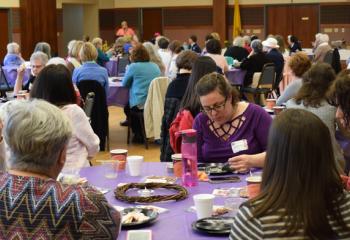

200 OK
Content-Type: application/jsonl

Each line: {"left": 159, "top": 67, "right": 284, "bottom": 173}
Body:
{"left": 171, "top": 153, "right": 182, "bottom": 160}
{"left": 246, "top": 176, "right": 262, "bottom": 183}
{"left": 110, "top": 149, "right": 128, "bottom": 154}
{"left": 272, "top": 106, "right": 286, "bottom": 109}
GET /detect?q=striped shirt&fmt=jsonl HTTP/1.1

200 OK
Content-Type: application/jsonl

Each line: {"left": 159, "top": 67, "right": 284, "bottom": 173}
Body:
{"left": 230, "top": 191, "right": 350, "bottom": 239}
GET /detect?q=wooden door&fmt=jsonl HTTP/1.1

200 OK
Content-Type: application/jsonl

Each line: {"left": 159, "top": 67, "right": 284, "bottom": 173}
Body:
{"left": 0, "top": 9, "right": 9, "bottom": 61}
{"left": 292, "top": 5, "right": 319, "bottom": 48}
{"left": 267, "top": 5, "right": 319, "bottom": 48}
{"left": 142, "top": 8, "right": 162, "bottom": 42}
{"left": 20, "top": 0, "right": 57, "bottom": 59}
{"left": 266, "top": 6, "right": 292, "bottom": 42}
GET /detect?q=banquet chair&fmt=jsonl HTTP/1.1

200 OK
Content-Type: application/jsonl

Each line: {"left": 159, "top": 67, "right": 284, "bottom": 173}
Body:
{"left": 83, "top": 92, "right": 95, "bottom": 122}
{"left": 77, "top": 80, "right": 109, "bottom": 151}
{"left": 144, "top": 77, "right": 170, "bottom": 141}
{"left": 117, "top": 56, "right": 129, "bottom": 76}
{"left": 127, "top": 109, "right": 149, "bottom": 149}
{"left": 241, "top": 63, "right": 276, "bottom": 106}
{"left": 160, "top": 98, "right": 180, "bottom": 162}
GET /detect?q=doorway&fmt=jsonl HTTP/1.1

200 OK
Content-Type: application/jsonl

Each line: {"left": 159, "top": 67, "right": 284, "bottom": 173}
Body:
{"left": 0, "top": 9, "right": 9, "bottom": 61}
{"left": 266, "top": 4, "right": 319, "bottom": 48}
{"left": 142, "top": 8, "right": 162, "bottom": 42}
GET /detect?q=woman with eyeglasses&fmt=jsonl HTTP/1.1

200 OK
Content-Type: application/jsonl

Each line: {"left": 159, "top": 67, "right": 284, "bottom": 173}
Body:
{"left": 193, "top": 73, "right": 272, "bottom": 172}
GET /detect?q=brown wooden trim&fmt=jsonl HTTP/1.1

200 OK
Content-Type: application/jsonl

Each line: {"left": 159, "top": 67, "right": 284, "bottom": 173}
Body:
{"left": 320, "top": 2, "right": 350, "bottom": 6}
{"left": 320, "top": 24, "right": 350, "bottom": 27}
{"left": 162, "top": 6, "right": 212, "bottom": 10}
{"left": 227, "top": 4, "right": 264, "bottom": 8}
{"left": 164, "top": 25, "right": 213, "bottom": 30}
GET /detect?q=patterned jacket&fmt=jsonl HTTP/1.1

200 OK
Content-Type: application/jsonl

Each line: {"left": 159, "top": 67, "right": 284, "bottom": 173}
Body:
{"left": 0, "top": 173, "right": 120, "bottom": 239}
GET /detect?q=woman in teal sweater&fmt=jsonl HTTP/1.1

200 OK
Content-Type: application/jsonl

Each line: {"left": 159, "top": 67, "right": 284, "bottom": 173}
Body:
{"left": 122, "top": 44, "right": 161, "bottom": 142}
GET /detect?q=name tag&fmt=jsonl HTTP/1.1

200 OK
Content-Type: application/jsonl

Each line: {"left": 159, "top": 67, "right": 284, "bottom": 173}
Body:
{"left": 231, "top": 139, "right": 248, "bottom": 153}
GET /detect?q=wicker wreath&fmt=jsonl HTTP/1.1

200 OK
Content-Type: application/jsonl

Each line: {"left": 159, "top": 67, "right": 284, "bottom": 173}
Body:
{"left": 115, "top": 182, "right": 188, "bottom": 203}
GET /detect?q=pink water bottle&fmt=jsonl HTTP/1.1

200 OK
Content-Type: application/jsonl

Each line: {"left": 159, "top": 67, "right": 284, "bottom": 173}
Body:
{"left": 178, "top": 129, "right": 198, "bottom": 187}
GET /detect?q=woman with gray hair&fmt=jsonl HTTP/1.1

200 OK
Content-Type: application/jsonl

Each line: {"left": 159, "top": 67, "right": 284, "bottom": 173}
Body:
{"left": 240, "top": 39, "right": 272, "bottom": 86}
{"left": 143, "top": 41, "right": 165, "bottom": 76}
{"left": 0, "top": 99, "right": 121, "bottom": 238}
{"left": 314, "top": 33, "right": 332, "bottom": 63}
{"left": 3, "top": 42, "right": 24, "bottom": 66}
{"left": 14, "top": 51, "right": 48, "bottom": 94}
{"left": 34, "top": 41, "right": 51, "bottom": 59}
{"left": 224, "top": 36, "right": 249, "bottom": 61}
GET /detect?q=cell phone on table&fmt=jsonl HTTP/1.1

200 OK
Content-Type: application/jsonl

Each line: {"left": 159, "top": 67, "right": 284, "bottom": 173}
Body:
{"left": 209, "top": 176, "right": 240, "bottom": 184}
{"left": 127, "top": 230, "right": 152, "bottom": 240}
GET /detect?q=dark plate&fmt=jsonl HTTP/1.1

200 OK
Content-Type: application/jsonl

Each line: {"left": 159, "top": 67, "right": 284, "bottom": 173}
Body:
{"left": 121, "top": 207, "right": 159, "bottom": 228}
{"left": 198, "top": 163, "right": 233, "bottom": 176}
{"left": 192, "top": 217, "right": 234, "bottom": 235}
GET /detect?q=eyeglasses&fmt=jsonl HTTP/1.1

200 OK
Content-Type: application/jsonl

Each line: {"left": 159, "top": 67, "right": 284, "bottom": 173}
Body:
{"left": 201, "top": 97, "right": 227, "bottom": 114}
{"left": 31, "top": 65, "right": 43, "bottom": 69}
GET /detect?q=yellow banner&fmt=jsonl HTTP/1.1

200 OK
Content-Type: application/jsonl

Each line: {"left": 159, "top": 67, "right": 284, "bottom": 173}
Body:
{"left": 233, "top": 0, "right": 241, "bottom": 38}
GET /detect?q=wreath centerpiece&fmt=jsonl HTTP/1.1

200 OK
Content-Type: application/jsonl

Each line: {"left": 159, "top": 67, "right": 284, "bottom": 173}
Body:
{"left": 115, "top": 182, "right": 188, "bottom": 203}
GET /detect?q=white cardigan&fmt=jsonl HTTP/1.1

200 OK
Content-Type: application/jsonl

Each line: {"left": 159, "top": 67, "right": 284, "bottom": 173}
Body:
{"left": 61, "top": 104, "right": 100, "bottom": 173}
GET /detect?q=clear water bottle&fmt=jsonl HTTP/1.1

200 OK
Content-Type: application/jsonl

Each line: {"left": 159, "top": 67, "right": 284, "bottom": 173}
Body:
{"left": 178, "top": 129, "right": 198, "bottom": 187}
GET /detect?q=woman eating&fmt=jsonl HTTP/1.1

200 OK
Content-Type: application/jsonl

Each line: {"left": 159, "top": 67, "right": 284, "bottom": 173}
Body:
{"left": 230, "top": 109, "right": 350, "bottom": 239}
{"left": 193, "top": 73, "right": 272, "bottom": 172}
{"left": 30, "top": 64, "right": 99, "bottom": 173}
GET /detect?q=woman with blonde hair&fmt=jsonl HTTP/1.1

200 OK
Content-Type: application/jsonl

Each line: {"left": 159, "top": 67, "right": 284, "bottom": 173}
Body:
{"left": 277, "top": 52, "right": 312, "bottom": 105}
{"left": 66, "top": 40, "right": 84, "bottom": 71}
{"left": 72, "top": 42, "right": 109, "bottom": 93}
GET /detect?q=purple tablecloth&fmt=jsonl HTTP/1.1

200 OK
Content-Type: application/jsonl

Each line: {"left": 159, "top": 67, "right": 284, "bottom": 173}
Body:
{"left": 107, "top": 79, "right": 129, "bottom": 108}
{"left": 225, "top": 69, "right": 246, "bottom": 86}
{"left": 80, "top": 162, "right": 249, "bottom": 240}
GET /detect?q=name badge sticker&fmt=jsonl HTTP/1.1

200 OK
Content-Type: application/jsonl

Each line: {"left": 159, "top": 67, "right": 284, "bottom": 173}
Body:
{"left": 231, "top": 139, "right": 248, "bottom": 153}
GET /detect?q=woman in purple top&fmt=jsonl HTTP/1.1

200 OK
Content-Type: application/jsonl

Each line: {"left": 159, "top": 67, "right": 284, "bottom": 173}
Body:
{"left": 193, "top": 72, "right": 272, "bottom": 172}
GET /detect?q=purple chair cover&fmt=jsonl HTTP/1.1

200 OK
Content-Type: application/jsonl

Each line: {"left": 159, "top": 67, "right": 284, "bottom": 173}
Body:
{"left": 225, "top": 69, "right": 246, "bottom": 86}
{"left": 2, "top": 66, "right": 30, "bottom": 87}
{"left": 80, "top": 162, "right": 249, "bottom": 240}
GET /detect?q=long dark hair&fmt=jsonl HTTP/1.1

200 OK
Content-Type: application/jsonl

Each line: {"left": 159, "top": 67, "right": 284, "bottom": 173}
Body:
{"left": 294, "top": 63, "right": 335, "bottom": 108}
{"left": 328, "top": 69, "right": 350, "bottom": 126}
{"left": 179, "top": 56, "right": 217, "bottom": 116}
{"left": 251, "top": 109, "right": 346, "bottom": 239}
{"left": 30, "top": 64, "right": 77, "bottom": 106}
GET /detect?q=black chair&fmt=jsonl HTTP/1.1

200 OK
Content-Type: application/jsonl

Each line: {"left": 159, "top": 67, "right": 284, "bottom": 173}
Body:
{"left": 0, "top": 66, "right": 12, "bottom": 97}
{"left": 241, "top": 63, "right": 276, "bottom": 105}
{"left": 160, "top": 98, "right": 180, "bottom": 162}
{"left": 77, "top": 80, "right": 109, "bottom": 151}
{"left": 117, "top": 56, "right": 129, "bottom": 76}
{"left": 127, "top": 108, "right": 149, "bottom": 149}
{"left": 83, "top": 92, "right": 95, "bottom": 123}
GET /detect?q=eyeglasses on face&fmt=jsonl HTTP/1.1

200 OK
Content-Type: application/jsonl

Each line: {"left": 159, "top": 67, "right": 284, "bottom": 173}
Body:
{"left": 31, "top": 65, "right": 43, "bottom": 69}
{"left": 201, "top": 97, "right": 227, "bottom": 114}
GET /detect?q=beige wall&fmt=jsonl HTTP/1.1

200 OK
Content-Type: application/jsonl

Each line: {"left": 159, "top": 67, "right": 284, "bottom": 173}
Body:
{"left": 0, "top": 0, "right": 19, "bottom": 8}
{"left": 83, "top": 4, "right": 99, "bottom": 40}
